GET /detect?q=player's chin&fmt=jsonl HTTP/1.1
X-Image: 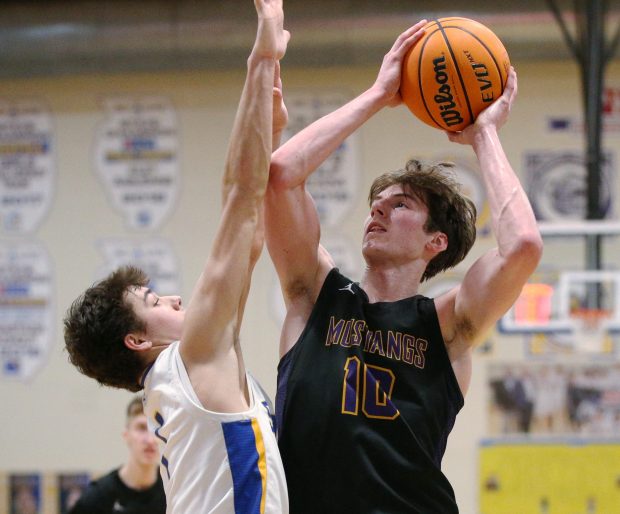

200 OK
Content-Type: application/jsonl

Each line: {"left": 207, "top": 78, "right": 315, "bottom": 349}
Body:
{"left": 361, "top": 240, "right": 384, "bottom": 260}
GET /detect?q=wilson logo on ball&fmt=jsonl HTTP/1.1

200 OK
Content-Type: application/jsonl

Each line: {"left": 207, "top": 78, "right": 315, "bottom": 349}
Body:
{"left": 401, "top": 17, "right": 510, "bottom": 132}
{"left": 432, "top": 55, "right": 464, "bottom": 128}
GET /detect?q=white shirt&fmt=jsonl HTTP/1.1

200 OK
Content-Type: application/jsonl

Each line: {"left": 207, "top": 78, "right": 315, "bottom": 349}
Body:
{"left": 142, "top": 341, "right": 288, "bottom": 514}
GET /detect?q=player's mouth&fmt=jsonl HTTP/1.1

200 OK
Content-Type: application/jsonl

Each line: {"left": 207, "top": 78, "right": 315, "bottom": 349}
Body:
{"left": 144, "top": 448, "right": 158, "bottom": 458}
{"left": 366, "top": 221, "right": 386, "bottom": 235}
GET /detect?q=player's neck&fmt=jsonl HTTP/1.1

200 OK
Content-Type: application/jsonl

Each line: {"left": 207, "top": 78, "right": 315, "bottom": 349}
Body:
{"left": 360, "top": 263, "right": 423, "bottom": 303}
{"left": 119, "top": 460, "right": 159, "bottom": 491}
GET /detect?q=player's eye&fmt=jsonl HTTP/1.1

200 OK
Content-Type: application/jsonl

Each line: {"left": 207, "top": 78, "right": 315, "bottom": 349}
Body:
{"left": 154, "top": 297, "right": 160, "bottom": 306}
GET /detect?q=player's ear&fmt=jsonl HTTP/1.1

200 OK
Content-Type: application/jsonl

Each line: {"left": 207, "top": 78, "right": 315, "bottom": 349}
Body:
{"left": 426, "top": 232, "right": 448, "bottom": 255}
{"left": 124, "top": 333, "right": 152, "bottom": 352}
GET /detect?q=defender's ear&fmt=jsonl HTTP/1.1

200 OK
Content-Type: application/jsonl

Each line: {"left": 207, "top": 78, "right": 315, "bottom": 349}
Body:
{"left": 426, "top": 232, "right": 448, "bottom": 255}
{"left": 124, "top": 333, "right": 152, "bottom": 352}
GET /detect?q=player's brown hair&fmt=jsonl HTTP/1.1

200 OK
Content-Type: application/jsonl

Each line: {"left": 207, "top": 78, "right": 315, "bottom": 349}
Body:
{"left": 64, "top": 266, "right": 150, "bottom": 392}
{"left": 368, "top": 159, "right": 477, "bottom": 281}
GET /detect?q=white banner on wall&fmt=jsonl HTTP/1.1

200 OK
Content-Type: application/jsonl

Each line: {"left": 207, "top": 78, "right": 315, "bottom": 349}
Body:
{"left": 97, "top": 238, "right": 181, "bottom": 295}
{"left": 94, "top": 96, "right": 180, "bottom": 231}
{"left": 0, "top": 99, "right": 55, "bottom": 234}
{"left": 283, "top": 92, "right": 360, "bottom": 227}
{"left": 0, "top": 241, "right": 54, "bottom": 381}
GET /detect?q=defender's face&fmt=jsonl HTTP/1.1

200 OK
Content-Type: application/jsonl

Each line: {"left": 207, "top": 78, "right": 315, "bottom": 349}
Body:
{"left": 124, "top": 413, "right": 159, "bottom": 467}
{"left": 126, "top": 286, "right": 184, "bottom": 346}
{"left": 362, "top": 184, "right": 434, "bottom": 265}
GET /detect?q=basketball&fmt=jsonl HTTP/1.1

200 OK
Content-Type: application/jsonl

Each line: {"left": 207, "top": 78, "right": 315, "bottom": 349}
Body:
{"left": 401, "top": 17, "right": 510, "bottom": 132}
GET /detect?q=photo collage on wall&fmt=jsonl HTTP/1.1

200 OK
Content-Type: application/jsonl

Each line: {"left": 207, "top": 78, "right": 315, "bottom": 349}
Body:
{"left": 0, "top": 472, "right": 91, "bottom": 514}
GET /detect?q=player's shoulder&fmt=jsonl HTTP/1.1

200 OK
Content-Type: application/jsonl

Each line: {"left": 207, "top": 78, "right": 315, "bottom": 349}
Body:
{"left": 430, "top": 285, "right": 459, "bottom": 342}
{"left": 88, "top": 469, "right": 119, "bottom": 493}
{"left": 433, "top": 285, "right": 458, "bottom": 314}
{"left": 69, "top": 469, "right": 118, "bottom": 512}
{"left": 143, "top": 341, "right": 179, "bottom": 386}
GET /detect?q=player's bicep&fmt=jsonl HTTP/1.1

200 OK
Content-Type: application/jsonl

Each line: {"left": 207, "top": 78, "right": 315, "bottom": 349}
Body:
{"left": 264, "top": 183, "right": 325, "bottom": 303}
{"left": 455, "top": 249, "right": 533, "bottom": 342}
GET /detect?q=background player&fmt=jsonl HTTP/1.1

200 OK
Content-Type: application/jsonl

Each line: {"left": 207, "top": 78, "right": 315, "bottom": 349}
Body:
{"left": 265, "top": 20, "right": 542, "bottom": 513}
{"left": 68, "top": 396, "right": 165, "bottom": 514}
{"left": 64, "top": 0, "right": 290, "bottom": 512}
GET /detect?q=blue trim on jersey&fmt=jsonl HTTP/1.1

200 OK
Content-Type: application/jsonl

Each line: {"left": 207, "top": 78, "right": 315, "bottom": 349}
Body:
{"left": 140, "top": 361, "right": 156, "bottom": 387}
{"left": 154, "top": 412, "right": 168, "bottom": 443}
{"left": 222, "top": 419, "right": 265, "bottom": 514}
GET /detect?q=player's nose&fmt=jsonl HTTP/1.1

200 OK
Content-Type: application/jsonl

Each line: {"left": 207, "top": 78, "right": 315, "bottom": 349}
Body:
{"left": 370, "top": 199, "right": 386, "bottom": 218}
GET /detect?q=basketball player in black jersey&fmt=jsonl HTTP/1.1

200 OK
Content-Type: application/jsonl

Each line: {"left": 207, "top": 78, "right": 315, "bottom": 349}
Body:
{"left": 264, "top": 20, "right": 542, "bottom": 513}
{"left": 68, "top": 397, "right": 165, "bottom": 514}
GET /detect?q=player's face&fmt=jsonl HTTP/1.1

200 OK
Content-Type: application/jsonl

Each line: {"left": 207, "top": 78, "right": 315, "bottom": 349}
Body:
{"left": 124, "top": 413, "right": 160, "bottom": 467}
{"left": 125, "top": 286, "right": 184, "bottom": 348}
{"left": 362, "top": 184, "right": 440, "bottom": 266}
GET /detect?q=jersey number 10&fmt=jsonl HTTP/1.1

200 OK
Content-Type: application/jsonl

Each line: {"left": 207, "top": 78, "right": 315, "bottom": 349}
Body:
{"left": 341, "top": 356, "right": 400, "bottom": 420}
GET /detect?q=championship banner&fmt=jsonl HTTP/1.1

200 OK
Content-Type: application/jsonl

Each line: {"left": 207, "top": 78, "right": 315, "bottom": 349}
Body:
{"left": 282, "top": 92, "right": 361, "bottom": 228}
{"left": 94, "top": 96, "right": 180, "bottom": 231}
{"left": 0, "top": 241, "right": 54, "bottom": 382}
{"left": 96, "top": 238, "right": 181, "bottom": 295}
{"left": 0, "top": 99, "right": 55, "bottom": 234}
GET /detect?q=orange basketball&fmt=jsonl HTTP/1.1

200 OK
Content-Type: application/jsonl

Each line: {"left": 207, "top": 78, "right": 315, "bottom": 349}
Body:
{"left": 401, "top": 17, "right": 510, "bottom": 132}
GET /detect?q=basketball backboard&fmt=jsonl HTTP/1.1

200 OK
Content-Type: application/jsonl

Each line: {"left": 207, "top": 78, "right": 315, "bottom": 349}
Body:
{"left": 498, "top": 220, "right": 620, "bottom": 353}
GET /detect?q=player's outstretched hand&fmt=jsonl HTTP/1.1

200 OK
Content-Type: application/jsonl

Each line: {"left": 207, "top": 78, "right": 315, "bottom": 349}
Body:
{"left": 254, "top": 0, "right": 290, "bottom": 61}
{"left": 373, "top": 19, "right": 427, "bottom": 107}
{"left": 446, "top": 66, "right": 517, "bottom": 146}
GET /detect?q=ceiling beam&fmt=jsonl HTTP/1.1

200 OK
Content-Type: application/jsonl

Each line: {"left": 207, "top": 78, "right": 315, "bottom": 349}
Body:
{"left": 0, "top": 0, "right": 615, "bottom": 78}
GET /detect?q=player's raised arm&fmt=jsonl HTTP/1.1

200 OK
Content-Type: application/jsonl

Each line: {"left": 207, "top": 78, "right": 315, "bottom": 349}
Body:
{"left": 234, "top": 61, "right": 288, "bottom": 334}
{"left": 265, "top": 21, "right": 427, "bottom": 346}
{"left": 180, "top": 0, "right": 288, "bottom": 370}
{"left": 439, "top": 69, "right": 543, "bottom": 387}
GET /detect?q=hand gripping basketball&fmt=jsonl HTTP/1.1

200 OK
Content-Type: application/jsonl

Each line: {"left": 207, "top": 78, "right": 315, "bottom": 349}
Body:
{"left": 400, "top": 17, "right": 510, "bottom": 132}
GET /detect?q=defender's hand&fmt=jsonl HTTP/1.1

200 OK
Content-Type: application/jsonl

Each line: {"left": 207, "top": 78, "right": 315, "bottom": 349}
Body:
{"left": 254, "top": 0, "right": 290, "bottom": 61}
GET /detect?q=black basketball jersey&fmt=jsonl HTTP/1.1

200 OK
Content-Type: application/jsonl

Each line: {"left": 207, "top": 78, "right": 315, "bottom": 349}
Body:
{"left": 68, "top": 469, "right": 166, "bottom": 514}
{"left": 276, "top": 268, "right": 463, "bottom": 514}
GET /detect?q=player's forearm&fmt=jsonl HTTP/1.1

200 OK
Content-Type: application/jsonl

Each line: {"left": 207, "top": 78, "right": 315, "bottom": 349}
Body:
{"left": 473, "top": 126, "right": 542, "bottom": 260}
{"left": 223, "top": 55, "right": 277, "bottom": 200}
{"left": 270, "top": 85, "right": 389, "bottom": 189}
{"left": 222, "top": 0, "right": 285, "bottom": 198}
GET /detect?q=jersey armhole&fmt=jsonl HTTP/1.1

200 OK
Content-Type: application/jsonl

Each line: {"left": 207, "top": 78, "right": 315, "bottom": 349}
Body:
{"left": 425, "top": 297, "right": 465, "bottom": 408}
